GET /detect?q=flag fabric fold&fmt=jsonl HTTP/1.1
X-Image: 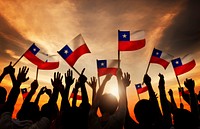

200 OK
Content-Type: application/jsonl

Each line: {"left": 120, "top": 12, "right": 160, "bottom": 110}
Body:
{"left": 135, "top": 83, "right": 148, "bottom": 94}
{"left": 24, "top": 44, "right": 59, "bottom": 70}
{"left": 58, "top": 34, "right": 91, "bottom": 67}
{"left": 69, "top": 90, "right": 82, "bottom": 100}
{"left": 97, "top": 59, "right": 118, "bottom": 77}
{"left": 171, "top": 54, "right": 196, "bottom": 76}
{"left": 118, "top": 30, "right": 145, "bottom": 51}
{"left": 150, "top": 48, "right": 173, "bottom": 69}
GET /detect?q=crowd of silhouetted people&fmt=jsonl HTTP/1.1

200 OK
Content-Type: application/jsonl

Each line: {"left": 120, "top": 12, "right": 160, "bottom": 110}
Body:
{"left": 0, "top": 62, "right": 200, "bottom": 129}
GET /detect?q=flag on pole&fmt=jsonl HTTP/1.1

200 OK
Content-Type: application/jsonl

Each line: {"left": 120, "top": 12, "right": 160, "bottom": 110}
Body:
{"left": 171, "top": 54, "right": 196, "bottom": 76}
{"left": 21, "top": 88, "right": 28, "bottom": 100}
{"left": 24, "top": 44, "right": 59, "bottom": 70}
{"left": 118, "top": 30, "right": 145, "bottom": 51}
{"left": 150, "top": 48, "right": 173, "bottom": 69}
{"left": 97, "top": 59, "right": 118, "bottom": 77}
{"left": 58, "top": 34, "right": 91, "bottom": 67}
{"left": 135, "top": 83, "right": 148, "bottom": 94}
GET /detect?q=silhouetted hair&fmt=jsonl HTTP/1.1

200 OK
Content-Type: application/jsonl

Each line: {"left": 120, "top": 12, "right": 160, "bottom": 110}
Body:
{"left": 173, "top": 108, "right": 197, "bottom": 129}
{"left": 17, "top": 102, "right": 40, "bottom": 123}
{"left": 41, "top": 103, "right": 59, "bottom": 121}
{"left": 134, "top": 99, "right": 156, "bottom": 125}
{"left": 99, "top": 93, "right": 118, "bottom": 115}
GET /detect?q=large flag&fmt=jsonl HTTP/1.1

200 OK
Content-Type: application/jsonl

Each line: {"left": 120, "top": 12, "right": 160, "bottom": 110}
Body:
{"left": 135, "top": 83, "right": 148, "bottom": 94}
{"left": 23, "top": 44, "right": 59, "bottom": 70}
{"left": 118, "top": 30, "right": 145, "bottom": 51}
{"left": 97, "top": 59, "right": 118, "bottom": 77}
{"left": 58, "top": 34, "right": 91, "bottom": 67}
{"left": 171, "top": 54, "right": 196, "bottom": 76}
{"left": 21, "top": 88, "right": 28, "bottom": 100}
{"left": 150, "top": 48, "right": 173, "bottom": 69}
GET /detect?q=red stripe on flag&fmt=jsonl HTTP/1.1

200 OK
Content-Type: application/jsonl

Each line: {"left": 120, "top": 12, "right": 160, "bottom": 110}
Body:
{"left": 150, "top": 56, "right": 169, "bottom": 69}
{"left": 98, "top": 68, "right": 117, "bottom": 77}
{"left": 137, "top": 86, "right": 148, "bottom": 94}
{"left": 118, "top": 39, "right": 145, "bottom": 51}
{"left": 174, "top": 60, "right": 196, "bottom": 75}
{"left": 66, "top": 44, "right": 90, "bottom": 67}
{"left": 24, "top": 51, "right": 44, "bottom": 66}
{"left": 70, "top": 93, "right": 82, "bottom": 100}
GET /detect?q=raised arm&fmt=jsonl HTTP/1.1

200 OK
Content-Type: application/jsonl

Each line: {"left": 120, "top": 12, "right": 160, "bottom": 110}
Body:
{"left": 158, "top": 73, "right": 172, "bottom": 128}
{"left": 88, "top": 76, "right": 97, "bottom": 104}
{"left": 79, "top": 69, "right": 89, "bottom": 105}
{"left": 34, "top": 86, "right": 46, "bottom": 105}
{"left": 168, "top": 89, "right": 177, "bottom": 112}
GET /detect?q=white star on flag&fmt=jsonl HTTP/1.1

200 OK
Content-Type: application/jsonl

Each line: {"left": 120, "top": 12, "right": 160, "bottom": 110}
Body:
{"left": 122, "top": 34, "right": 127, "bottom": 38}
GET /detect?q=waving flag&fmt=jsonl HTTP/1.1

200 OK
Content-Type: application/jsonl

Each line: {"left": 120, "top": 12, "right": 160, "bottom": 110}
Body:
{"left": 21, "top": 88, "right": 29, "bottom": 100}
{"left": 58, "top": 34, "right": 91, "bottom": 67}
{"left": 135, "top": 83, "right": 148, "bottom": 94}
{"left": 118, "top": 30, "right": 145, "bottom": 51}
{"left": 150, "top": 48, "right": 173, "bottom": 69}
{"left": 171, "top": 54, "right": 196, "bottom": 76}
{"left": 23, "top": 44, "right": 59, "bottom": 70}
{"left": 97, "top": 59, "right": 118, "bottom": 77}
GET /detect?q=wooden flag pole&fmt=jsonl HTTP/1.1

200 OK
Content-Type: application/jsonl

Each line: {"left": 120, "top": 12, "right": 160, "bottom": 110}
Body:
{"left": 118, "top": 50, "right": 120, "bottom": 68}
{"left": 176, "top": 75, "right": 182, "bottom": 104}
{"left": 136, "top": 91, "right": 140, "bottom": 101}
{"left": 36, "top": 67, "right": 39, "bottom": 80}
{"left": 13, "top": 54, "right": 24, "bottom": 67}
{"left": 145, "top": 62, "right": 151, "bottom": 75}
{"left": 71, "top": 66, "right": 90, "bottom": 85}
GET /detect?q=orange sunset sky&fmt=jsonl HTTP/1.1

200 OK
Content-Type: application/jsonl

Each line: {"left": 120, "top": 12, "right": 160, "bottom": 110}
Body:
{"left": 0, "top": 0, "right": 200, "bottom": 121}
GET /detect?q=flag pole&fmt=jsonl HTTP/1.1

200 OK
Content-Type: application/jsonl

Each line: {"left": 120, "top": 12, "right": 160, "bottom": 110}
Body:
{"left": 71, "top": 66, "right": 90, "bottom": 85}
{"left": 13, "top": 43, "right": 34, "bottom": 67}
{"left": 96, "top": 60, "right": 101, "bottom": 88}
{"left": 118, "top": 30, "right": 120, "bottom": 69}
{"left": 176, "top": 75, "right": 182, "bottom": 104}
{"left": 136, "top": 91, "right": 140, "bottom": 101}
{"left": 145, "top": 62, "right": 150, "bottom": 75}
{"left": 36, "top": 67, "right": 39, "bottom": 80}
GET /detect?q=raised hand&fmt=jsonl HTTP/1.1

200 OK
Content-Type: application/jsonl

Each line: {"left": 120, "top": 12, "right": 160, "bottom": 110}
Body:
{"left": 168, "top": 89, "right": 173, "bottom": 97}
{"left": 31, "top": 80, "right": 39, "bottom": 91}
{"left": 184, "top": 78, "right": 195, "bottom": 92}
{"left": 45, "top": 88, "right": 52, "bottom": 97}
{"left": 51, "top": 72, "right": 63, "bottom": 89}
{"left": 17, "top": 66, "right": 29, "bottom": 85}
{"left": 78, "top": 68, "right": 87, "bottom": 84}
{"left": 65, "top": 69, "right": 74, "bottom": 88}
{"left": 2, "top": 62, "right": 15, "bottom": 76}
{"left": 143, "top": 74, "right": 151, "bottom": 85}
{"left": 38, "top": 86, "right": 46, "bottom": 95}
{"left": 122, "top": 72, "right": 131, "bottom": 87}
{"left": 88, "top": 76, "right": 97, "bottom": 90}
{"left": 158, "top": 73, "right": 165, "bottom": 89}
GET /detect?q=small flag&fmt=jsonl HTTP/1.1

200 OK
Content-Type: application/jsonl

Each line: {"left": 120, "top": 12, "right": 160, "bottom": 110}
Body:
{"left": 23, "top": 44, "right": 59, "bottom": 70}
{"left": 21, "top": 88, "right": 28, "bottom": 100}
{"left": 118, "top": 30, "right": 145, "bottom": 51}
{"left": 58, "top": 34, "right": 91, "bottom": 67}
{"left": 135, "top": 83, "right": 148, "bottom": 94}
{"left": 178, "top": 87, "right": 190, "bottom": 96}
{"left": 171, "top": 54, "right": 196, "bottom": 76}
{"left": 97, "top": 59, "right": 118, "bottom": 77}
{"left": 150, "top": 48, "right": 173, "bottom": 69}
{"left": 69, "top": 91, "right": 82, "bottom": 100}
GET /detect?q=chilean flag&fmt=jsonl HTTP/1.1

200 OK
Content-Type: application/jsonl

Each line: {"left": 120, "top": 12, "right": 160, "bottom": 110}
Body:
{"left": 58, "top": 34, "right": 91, "bottom": 67}
{"left": 118, "top": 30, "right": 145, "bottom": 51}
{"left": 135, "top": 83, "right": 148, "bottom": 94}
{"left": 97, "top": 59, "right": 118, "bottom": 77}
{"left": 23, "top": 44, "right": 59, "bottom": 70}
{"left": 150, "top": 48, "right": 173, "bottom": 69}
{"left": 171, "top": 54, "right": 196, "bottom": 76}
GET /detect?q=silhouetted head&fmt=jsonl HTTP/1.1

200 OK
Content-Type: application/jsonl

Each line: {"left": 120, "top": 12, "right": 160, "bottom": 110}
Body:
{"left": 173, "top": 108, "right": 197, "bottom": 129}
{"left": 99, "top": 93, "right": 118, "bottom": 115}
{"left": 0, "top": 86, "right": 7, "bottom": 104}
{"left": 134, "top": 99, "right": 156, "bottom": 125}
{"left": 41, "top": 103, "right": 59, "bottom": 121}
{"left": 17, "top": 102, "right": 40, "bottom": 123}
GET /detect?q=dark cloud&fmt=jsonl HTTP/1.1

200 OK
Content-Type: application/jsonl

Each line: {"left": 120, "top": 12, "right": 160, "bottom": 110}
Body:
{"left": 158, "top": 0, "right": 200, "bottom": 56}
{"left": 0, "top": 14, "right": 32, "bottom": 60}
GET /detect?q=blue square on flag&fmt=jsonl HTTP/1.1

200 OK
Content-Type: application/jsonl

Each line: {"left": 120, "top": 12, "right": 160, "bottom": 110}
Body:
{"left": 135, "top": 84, "right": 142, "bottom": 89}
{"left": 58, "top": 45, "right": 73, "bottom": 59}
{"left": 118, "top": 31, "right": 130, "bottom": 41}
{"left": 152, "top": 49, "right": 162, "bottom": 58}
{"left": 97, "top": 60, "right": 107, "bottom": 68}
{"left": 172, "top": 58, "right": 182, "bottom": 68}
{"left": 29, "top": 44, "right": 40, "bottom": 55}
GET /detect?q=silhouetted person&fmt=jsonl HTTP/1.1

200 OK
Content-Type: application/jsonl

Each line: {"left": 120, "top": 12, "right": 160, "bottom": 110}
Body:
{"left": 88, "top": 68, "right": 126, "bottom": 129}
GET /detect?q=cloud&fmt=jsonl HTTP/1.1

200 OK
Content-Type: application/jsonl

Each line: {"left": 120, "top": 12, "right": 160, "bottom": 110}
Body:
{"left": 158, "top": 0, "right": 200, "bottom": 56}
